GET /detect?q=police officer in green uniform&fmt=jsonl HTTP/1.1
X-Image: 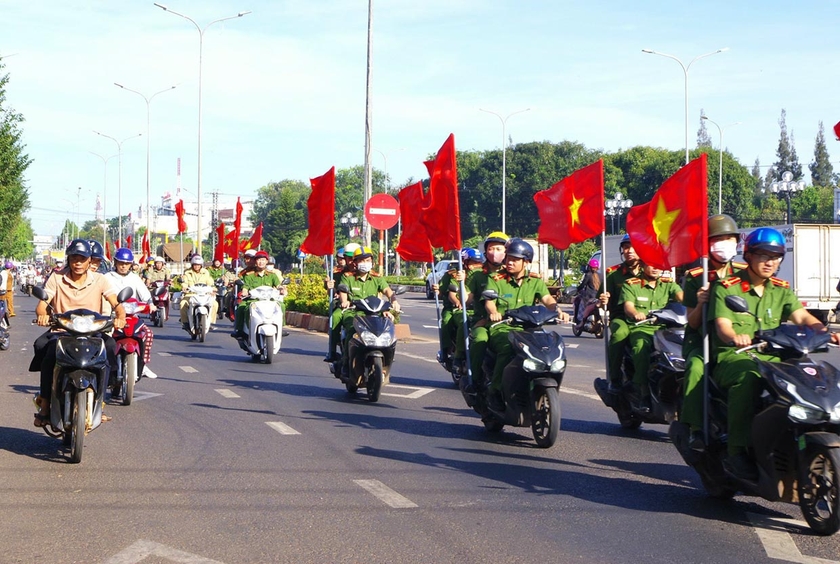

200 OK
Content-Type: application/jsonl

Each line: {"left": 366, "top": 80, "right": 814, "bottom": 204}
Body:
{"left": 599, "top": 235, "right": 641, "bottom": 390}
{"left": 485, "top": 238, "right": 568, "bottom": 409}
{"left": 325, "top": 243, "right": 359, "bottom": 362}
{"left": 437, "top": 248, "right": 483, "bottom": 370}
{"left": 207, "top": 259, "right": 226, "bottom": 280}
{"left": 620, "top": 263, "right": 683, "bottom": 411}
{"left": 712, "top": 227, "right": 840, "bottom": 480}
{"left": 231, "top": 250, "right": 285, "bottom": 338}
{"left": 466, "top": 232, "right": 509, "bottom": 384}
{"left": 338, "top": 246, "right": 400, "bottom": 377}
{"left": 680, "top": 214, "right": 745, "bottom": 449}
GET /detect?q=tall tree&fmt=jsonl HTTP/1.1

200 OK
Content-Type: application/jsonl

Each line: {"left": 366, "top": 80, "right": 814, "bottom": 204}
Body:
{"left": 770, "top": 109, "right": 803, "bottom": 181}
{"left": 751, "top": 158, "right": 764, "bottom": 196}
{"left": 809, "top": 121, "right": 835, "bottom": 188}
{"left": 0, "top": 56, "right": 33, "bottom": 257}
{"left": 696, "top": 109, "right": 712, "bottom": 148}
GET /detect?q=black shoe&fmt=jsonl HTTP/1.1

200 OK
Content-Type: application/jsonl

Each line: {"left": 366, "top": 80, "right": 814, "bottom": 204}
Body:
{"left": 230, "top": 330, "right": 246, "bottom": 340}
{"left": 688, "top": 430, "right": 706, "bottom": 452}
{"left": 182, "top": 322, "right": 190, "bottom": 331}
{"left": 487, "top": 390, "right": 505, "bottom": 412}
{"left": 631, "top": 391, "right": 651, "bottom": 413}
{"left": 282, "top": 330, "right": 290, "bottom": 337}
{"left": 324, "top": 352, "right": 339, "bottom": 363}
{"left": 607, "top": 380, "right": 623, "bottom": 394}
{"left": 724, "top": 453, "right": 759, "bottom": 482}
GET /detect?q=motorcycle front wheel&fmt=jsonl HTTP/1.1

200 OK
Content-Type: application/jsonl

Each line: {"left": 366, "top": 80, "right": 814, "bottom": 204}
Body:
{"left": 69, "top": 390, "right": 88, "bottom": 463}
{"left": 122, "top": 353, "right": 137, "bottom": 406}
{"left": 531, "top": 386, "right": 560, "bottom": 448}
{"left": 264, "top": 335, "right": 275, "bottom": 364}
{"left": 571, "top": 323, "right": 583, "bottom": 337}
{"left": 367, "top": 357, "right": 384, "bottom": 403}
{"left": 798, "top": 444, "right": 840, "bottom": 535}
{"left": 197, "top": 314, "right": 206, "bottom": 343}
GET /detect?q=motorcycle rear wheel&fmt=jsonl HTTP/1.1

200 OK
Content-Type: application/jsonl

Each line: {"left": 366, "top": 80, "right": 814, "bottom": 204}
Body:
{"left": 0, "top": 333, "right": 9, "bottom": 351}
{"left": 532, "top": 387, "right": 561, "bottom": 448}
{"left": 798, "top": 444, "right": 840, "bottom": 535}
{"left": 618, "top": 412, "right": 642, "bottom": 430}
{"left": 264, "top": 335, "right": 275, "bottom": 364}
{"left": 571, "top": 323, "right": 583, "bottom": 337}
{"left": 367, "top": 357, "right": 384, "bottom": 403}
{"left": 69, "top": 390, "right": 87, "bottom": 463}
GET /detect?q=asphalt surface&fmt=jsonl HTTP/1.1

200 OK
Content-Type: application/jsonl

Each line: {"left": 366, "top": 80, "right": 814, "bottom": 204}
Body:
{"left": 2, "top": 290, "right": 840, "bottom": 563}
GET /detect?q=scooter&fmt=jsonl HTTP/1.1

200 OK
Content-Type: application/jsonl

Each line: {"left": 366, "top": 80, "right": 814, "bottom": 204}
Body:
{"left": 571, "top": 296, "right": 606, "bottom": 339}
{"left": 0, "top": 298, "right": 10, "bottom": 351}
{"left": 235, "top": 284, "right": 285, "bottom": 363}
{"left": 670, "top": 294, "right": 840, "bottom": 536}
{"left": 330, "top": 285, "right": 406, "bottom": 402}
{"left": 594, "top": 303, "right": 687, "bottom": 429}
{"left": 111, "top": 295, "right": 150, "bottom": 406}
{"left": 215, "top": 277, "right": 229, "bottom": 320}
{"left": 183, "top": 284, "right": 214, "bottom": 342}
{"left": 149, "top": 280, "right": 170, "bottom": 328}
{"left": 465, "top": 292, "right": 567, "bottom": 448}
{"left": 32, "top": 286, "right": 131, "bottom": 463}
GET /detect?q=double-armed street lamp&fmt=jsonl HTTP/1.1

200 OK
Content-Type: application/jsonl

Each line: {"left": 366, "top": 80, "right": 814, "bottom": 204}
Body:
{"left": 479, "top": 107, "right": 531, "bottom": 233}
{"left": 605, "top": 192, "right": 633, "bottom": 234}
{"left": 642, "top": 48, "right": 729, "bottom": 165}
{"left": 341, "top": 212, "right": 360, "bottom": 239}
{"left": 93, "top": 131, "right": 142, "bottom": 243}
{"left": 701, "top": 115, "right": 741, "bottom": 214}
{"left": 763, "top": 170, "right": 805, "bottom": 224}
{"left": 154, "top": 3, "right": 251, "bottom": 254}
{"left": 114, "top": 83, "right": 177, "bottom": 238}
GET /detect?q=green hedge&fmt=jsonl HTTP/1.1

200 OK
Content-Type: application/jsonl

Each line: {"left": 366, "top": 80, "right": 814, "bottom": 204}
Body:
{"left": 284, "top": 274, "right": 329, "bottom": 316}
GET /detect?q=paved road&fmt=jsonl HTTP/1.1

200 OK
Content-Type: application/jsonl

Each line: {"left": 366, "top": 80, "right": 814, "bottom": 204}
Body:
{"left": 1, "top": 290, "right": 839, "bottom": 563}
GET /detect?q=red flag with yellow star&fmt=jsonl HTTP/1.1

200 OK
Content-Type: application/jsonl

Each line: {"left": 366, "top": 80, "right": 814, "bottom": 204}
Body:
{"left": 626, "top": 154, "right": 708, "bottom": 270}
{"left": 533, "top": 160, "right": 604, "bottom": 251}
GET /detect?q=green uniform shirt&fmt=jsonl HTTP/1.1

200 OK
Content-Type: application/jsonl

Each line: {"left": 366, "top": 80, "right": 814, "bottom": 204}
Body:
{"left": 207, "top": 267, "right": 226, "bottom": 280}
{"left": 619, "top": 276, "right": 682, "bottom": 321}
{"left": 711, "top": 268, "right": 802, "bottom": 353}
{"left": 241, "top": 270, "right": 282, "bottom": 291}
{"left": 602, "top": 263, "right": 641, "bottom": 319}
{"left": 682, "top": 262, "right": 745, "bottom": 354}
{"left": 467, "top": 263, "right": 504, "bottom": 322}
{"left": 439, "top": 269, "right": 460, "bottom": 311}
{"left": 485, "top": 272, "right": 549, "bottom": 317}
{"left": 339, "top": 272, "right": 389, "bottom": 301}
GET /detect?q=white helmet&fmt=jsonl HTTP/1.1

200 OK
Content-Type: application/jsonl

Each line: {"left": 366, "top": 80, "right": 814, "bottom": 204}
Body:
{"left": 190, "top": 255, "right": 204, "bottom": 265}
{"left": 244, "top": 249, "right": 257, "bottom": 258}
{"left": 154, "top": 256, "right": 165, "bottom": 263}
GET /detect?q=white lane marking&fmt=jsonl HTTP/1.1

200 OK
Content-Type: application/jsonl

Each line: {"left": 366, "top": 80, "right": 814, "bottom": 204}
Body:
{"left": 103, "top": 539, "right": 225, "bottom": 564}
{"left": 747, "top": 512, "right": 840, "bottom": 563}
{"left": 215, "top": 388, "right": 240, "bottom": 399}
{"left": 560, "top": 387, "right": 602, "bottom": 401}
{"left": 396, "top": 351, "right": 437, "bottom": 363}
{"left": 179, "top": 366, "right": 198, "bottom": 373}
{"left": 565, "top": 343, "right": 580, "bottom": 348}
{"left": 422, "top": 324, "right": 438, "bottom": 329}
{"left": 158, "top": 352, "right": 172, "bottom": 357}
{"left": 266, "top": 421, "right": 301, "bottom": 435}
{"left": 354, "top": 479, "right": 418, "bottom": 508}
{"left": 380, "top": 384, "right": 435, "bottom": 399}
{"left": 130, "top": 391, "right": 163, "bottom": 402}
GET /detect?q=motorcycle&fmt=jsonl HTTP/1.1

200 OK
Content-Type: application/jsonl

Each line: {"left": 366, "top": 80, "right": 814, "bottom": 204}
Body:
{"left": 235, "top": 284, "right": 285, "bottom": 363}
{"left": 594, "top": 303, "right": 687, "bottom": 430}
{"left": 330, "top": 285, "right": 406, "bottom": 402}
{"left": 0, "top": 297, "right": 10, "bottom": 351}
{"left": 32, "top": 285, "right": 131, "bottom": 463}
{"left": 183, "top": 284, "right": 214, "bottom": 342}
{"left": 215, "top": 277, "right": 229, "bottom": 320}
{"left": 111, "top": 295, "right": 151, "bottom": 406}
{"left": 20, "top": 273, "right": 36, "bottom": 296}
{"left": 571, "top": 296, "right": 606, "bottom": 339}
{"left": 669, "top": 294, "right": 840, "bottom": 535}
{"left": 464, "top": 291, "right": 567, "bottom": 448}
{"left": 148, "top": 280, "right": 170, "bottom": 328}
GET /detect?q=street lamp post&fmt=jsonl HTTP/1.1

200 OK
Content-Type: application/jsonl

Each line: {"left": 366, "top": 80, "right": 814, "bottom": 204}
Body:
{"left": 763, "top": 170, "right": 805, "bottom": 224}
{"left": 114, "top": 83, "right": 176, "bottom": 239}
{"left": 605, "top": 192, "right": 633, "bottom": 234}
{"left": 89, "top": 152, "right": 119, "bottom": 243}
{"left": 340, "top": 212, "right": 359, "bottom": 239}
{"left": 701, "top": 116, "right": 741, "bottom": 214}
{"left": 154, "top": 4, "right": 251, "bottom": 255}
{"left": 93, "top": 132, "right": 142, "bottom": 243}
{"left": 642, "top": 48, "right": 729, "bottom": 165}
{"left": 479, "top": 107, "right": 531, "bottom": 233}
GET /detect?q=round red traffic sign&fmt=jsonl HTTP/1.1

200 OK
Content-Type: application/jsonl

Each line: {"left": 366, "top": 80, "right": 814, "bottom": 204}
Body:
{"left": 364, "top": 193, "right": 401, "bottom": 230}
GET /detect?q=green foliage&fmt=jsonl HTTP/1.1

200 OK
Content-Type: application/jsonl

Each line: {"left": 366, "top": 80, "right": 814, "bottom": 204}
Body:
{"left": 0, "top": 59, "right": 32, "bottom": 257}
{"left": 5, "top": 216, "right": 33, "bottom": 258}
{"left": 809, "top": 121, "right": 835, "bottom": 188}
{"left": 284, "top": 273, "right": 329, "bottom": 316}
{"left": 770, "top": 109, "right": 803, "bottom": 181}
{"left": 565, "top": 240, "right": 598, "bottom": 271}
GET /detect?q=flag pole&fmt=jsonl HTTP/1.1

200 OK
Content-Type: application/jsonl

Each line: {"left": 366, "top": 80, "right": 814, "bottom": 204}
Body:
{"left": 327, "top": 254, "right": 335, "bottom": 358}
{"left": 701, "top": 257, "right": 710, "bottom": 445}
{"left": 457, "top": 253, "right": 472, "bottom": 390}
{"left": 600, "top": 230, "right": 610, "bottom": 380}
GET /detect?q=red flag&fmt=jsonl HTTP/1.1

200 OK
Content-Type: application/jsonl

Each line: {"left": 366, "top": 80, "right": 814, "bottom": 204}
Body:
{"left": 534, "top": 160, "right": 605, "bottom": 251}
{"left": 395, "top": 182, "right": 434, "bottom": 263}
{"left": 625, "top": 154, "right": 709, "bottom": 270}
{"left": 114, "top": 238, "right": 121, "bottom": 249}
{"left": 834, "top": 121, "right": 840, "bottom": 141}
{"left": 233, "top": 197, "right": 243, "bottom": 241}
{"left": 301, "top": 167, "right": 336, "bottom": 256}
{"left": 223, "top": 229, "right": 239, "bottom": 259}
{"left": 105, "top": 241, "right": 112, "bottom": 261}
{"left": 241, "top": 222, "right": 263, "bottom": 252}
{"left": 175, "top": 199, "right": 187, "bottom": 234}
{"left": 126, "top": 235, "right": 133, "bottom": 250}
{"left": 214, "top": 223, "right": 226, "bottom": 263}
{"left": 140, "top": 230, "right": 150, "bottom": 263}
{"left": 421, "top": 134, "right": 461, "bottom": 251}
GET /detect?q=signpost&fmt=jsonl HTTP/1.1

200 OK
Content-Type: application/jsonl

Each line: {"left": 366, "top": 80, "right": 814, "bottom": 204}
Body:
{"left": 364, "top": 194, "right": 401, "bottom": 275}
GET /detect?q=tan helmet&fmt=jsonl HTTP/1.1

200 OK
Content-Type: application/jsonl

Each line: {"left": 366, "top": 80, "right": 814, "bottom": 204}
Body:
{"left": 708, "top": 214, "right": 738, "bottom": 238}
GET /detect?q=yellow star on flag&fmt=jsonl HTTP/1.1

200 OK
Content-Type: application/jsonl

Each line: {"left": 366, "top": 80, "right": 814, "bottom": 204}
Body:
{"left": 569, "top": 193, "right": 583, "bottom": 227}
{"left": 651, "top": 198, "right": 681, "bottom": 246}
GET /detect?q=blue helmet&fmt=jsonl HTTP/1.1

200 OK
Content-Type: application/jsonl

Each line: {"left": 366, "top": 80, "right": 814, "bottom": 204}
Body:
{"left": 505, "top": 238, "right": 534, "bottom": 261}
{"left": 66, "top": 238, "right": 92, "bottom": 258}
{"left": 745, "top": 228, "right": 785, "bottom": 256}
{"left": 114, "top": 247, "right": 134, "bottom": 263}
{"left": 460, "top": 248, "right": 482, "bottom": 262}
{"left": 88, "top": 240, "right": 105, "bottom": 260}
{"left": 619, "top": 234, "right": 631, "bottom": 250}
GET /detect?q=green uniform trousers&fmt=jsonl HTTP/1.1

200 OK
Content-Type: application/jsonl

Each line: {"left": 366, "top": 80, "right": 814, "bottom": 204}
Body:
{"left": 470, "top": 325, "right": 490, "bottom": 383}
{"left": 439, "top": 309, "right": 457, "bottom": 359}
{"left": 608, "top": 318, "right": 631, "bottom": 384}
{"left": 627, "top": 324, "right": 658, "bottom": 393}
{"left": 329, "top": 303, "right": 343, "bottom": 353}
{"left": 680, "top": 348, "right": 706, "bottom": 431}
{"left": 488, "top": 323, "right": 517, "bottom": 392}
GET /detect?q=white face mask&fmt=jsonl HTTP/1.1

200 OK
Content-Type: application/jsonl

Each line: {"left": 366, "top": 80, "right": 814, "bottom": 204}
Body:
{"left": 710, "top": 240, "right": 737, "bottom": 263}
{"left": 356, "top": 262, "right": 372, "bottom": 273}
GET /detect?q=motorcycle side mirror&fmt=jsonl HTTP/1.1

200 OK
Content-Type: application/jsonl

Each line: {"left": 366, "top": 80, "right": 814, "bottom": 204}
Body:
{"left": 447, "top": 284, "right": 458, "bottom": 293}
{"left": 391, "top": 285, "right": 407, "bottom": 296}
{"left": 481, "top": 289, "right": 499, "bottom": 301}
{"left": 282, "top": 277, "right": 291, "bottom": 285}
{"left": 724, "top": 295, "right": 750, "bottom": 314}
{"left": 116, "top": 287, "right": 134, "bottom": 303}
{"left": 32, "top": 286, "right": 48, "bottom": 301}
{"left": 234, "top": 279, "right": 244, "bottom": 288}
{"left": 336, "top": 283, "right": 351, "bottom": 294}
{"left": 154, "top": 286, "right": 167, "bottom": 297}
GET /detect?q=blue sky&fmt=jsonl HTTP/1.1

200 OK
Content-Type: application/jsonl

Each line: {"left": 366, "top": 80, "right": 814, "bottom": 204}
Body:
{"left": 4, "top": 0, "right": 838, "bottom": 237}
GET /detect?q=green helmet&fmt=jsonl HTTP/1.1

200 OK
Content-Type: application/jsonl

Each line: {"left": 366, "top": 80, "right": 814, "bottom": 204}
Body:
{"left": 344, "top": 243, "right": 361, "bottom": 258}
{"left": 708, "top": 214, "right": 738, "bottom": 238}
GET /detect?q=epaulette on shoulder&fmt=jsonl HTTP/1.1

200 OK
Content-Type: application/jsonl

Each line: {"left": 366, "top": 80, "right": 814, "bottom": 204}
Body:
{"left": 492, "top": 273, "right": 507, "bottom": 281}
{"left": 626, "top": 277, "right": 642, "bottom": 285}
{"left": 370, "top": 271, "right": 381, "bottom": 278}
{"left": 731, "top": 261, "right": 748, "bottom": 270}
{"left": 686, "top": 266, "right": 703, "bottom": 278}
{"left": 660, "top": 275, "right": 674, "bottom": 283}
{"left": 720, "top": 276, "right": 741, "bottom": 289}
{"left": 770, "top": 276, "right": 790, "bottom": 288}
{"left": 606, "top": 264, "right": 621, "bottom": 274}
{"left": 529, "top": 272, "right": 541, "bottom": 278}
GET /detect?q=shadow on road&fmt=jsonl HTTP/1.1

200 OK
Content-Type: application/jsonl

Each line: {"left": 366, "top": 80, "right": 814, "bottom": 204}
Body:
{"left": 0, "top": 425, "right": 69, "bottom": 462}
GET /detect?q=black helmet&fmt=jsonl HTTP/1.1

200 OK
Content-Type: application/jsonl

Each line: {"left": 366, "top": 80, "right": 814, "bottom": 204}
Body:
{"left": 505, "top": 238, "right": 534, "bottom": 261}
{"left": 88, "top": 240, "right": 105, "bottom": 260}
{"left": 66, "top": 239, "right": 92, "bottom": 258}
{"left": 708, "top": 214, "right": 738, "bottom": 239}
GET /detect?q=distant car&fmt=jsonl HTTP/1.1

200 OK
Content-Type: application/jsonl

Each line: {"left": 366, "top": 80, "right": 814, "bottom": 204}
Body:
{"left": 425, "top": 260, "right": 459, "bottom": 299}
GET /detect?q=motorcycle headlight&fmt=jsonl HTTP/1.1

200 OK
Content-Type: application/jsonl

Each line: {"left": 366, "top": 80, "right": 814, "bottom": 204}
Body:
{"left": 665, "top": 353, "right": 685, "bottom": 371}
{"left": 360, "top": 331, "right": 394, "bottom": 348}
{"left": 549, "top": 358, "right": 566, "bottom": 373}
{"left": 59, "top": 314, "right": 109, "bottom": 333}
{"left": 523, "top": 358, "right": 548, "bottom": 372}
{"left": 830, "top": 403, "right": 840, "bottom": 423}
{"left": 788, "top": 404, "right": 827, "bottom": 423}
{"left": 254, "top": 303, "right": 280, "bottom": 318}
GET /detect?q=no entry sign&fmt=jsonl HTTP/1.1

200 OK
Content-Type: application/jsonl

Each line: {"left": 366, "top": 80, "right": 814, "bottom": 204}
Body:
{"left": 364, "top": 193, "right": 401, "bottom": 230}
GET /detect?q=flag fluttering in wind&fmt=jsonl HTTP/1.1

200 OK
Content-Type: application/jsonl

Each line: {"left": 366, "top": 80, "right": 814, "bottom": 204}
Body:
{"left": 214, "top": 223, "right": 226, "bottom": 263}
{"left": 534, "top": 160, "right": 605, "bottom": 250}
{"left": 395, "top": 182, "right": 434, "bottom": 263}
{"left": 175, "top": 199, "right": 187, "bottom": 234}
{"left": 241, "top": 222, "right": 263, "bottom": 252}
{"left": 834, "top": 121, "right": 840, "bottom": 141}
{"left": 421, "top": 134, "right": 461, "bottom": 251}
{"left": 139, "top": 230, "right": 150, "bottom": 263}
{"left": 223, "top": 229, "right": 239, "bottom": 259}
{"left": 126, "top": 235, "right": 132, "bottom": 250}
{"left": 233, "top": 197, "right": 243, "bottom": 242}
{"left": 625, "top": 154, "right": 709, "bottom": 270}
{"left": 301, "top": 167, "right": 335, "bottom": 257}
